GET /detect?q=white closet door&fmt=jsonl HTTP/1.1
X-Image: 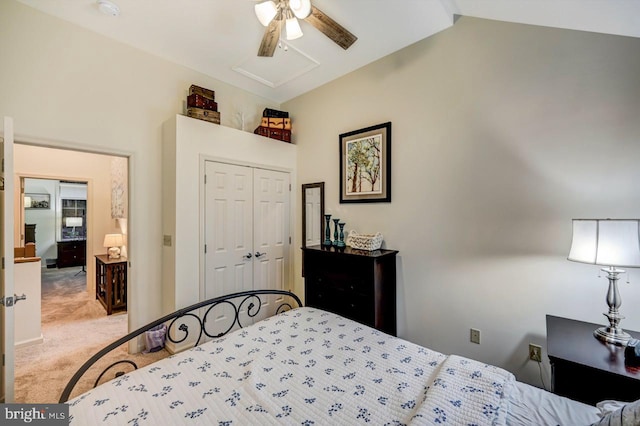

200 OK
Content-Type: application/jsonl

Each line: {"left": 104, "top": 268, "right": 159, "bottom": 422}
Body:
{"left": 252, "top": 168, "right": 290, "bottom": 320}
{"left": 204, "top": 162, "right": 253, "bottom": 332}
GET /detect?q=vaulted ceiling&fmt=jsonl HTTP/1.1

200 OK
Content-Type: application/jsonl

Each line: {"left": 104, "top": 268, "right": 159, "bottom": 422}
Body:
{"left": 17, "top": 0, "right": 640, "bottom": 103}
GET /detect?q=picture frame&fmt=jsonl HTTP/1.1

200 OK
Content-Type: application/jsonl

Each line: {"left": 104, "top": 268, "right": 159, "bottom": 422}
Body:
{"left": 25, "top": 193, "right": 51, "bottom": 209}
{"left": 340, "top": 122, "right": 391, "bottom": 203}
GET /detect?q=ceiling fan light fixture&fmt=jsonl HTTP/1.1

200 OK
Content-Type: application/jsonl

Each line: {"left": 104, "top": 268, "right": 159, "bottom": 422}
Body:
{"left": 255, "top": 1, "right": 278, "bottom": 26}
{"left": 285, "top": 17, "right": 303, "bottom": 40}
{"left": 97, "top": 0, "right": 120, "bottom": 17}
{"left": 289, "top": 0, "right": 311, "bottom": 19}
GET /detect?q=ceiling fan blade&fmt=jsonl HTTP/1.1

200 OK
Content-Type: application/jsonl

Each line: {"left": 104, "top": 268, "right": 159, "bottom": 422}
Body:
{"left": 304, "top": 6, "right": 357, "bottom": 50}
{"left": 258, "top": 19, "right": 281, "bottom": 57}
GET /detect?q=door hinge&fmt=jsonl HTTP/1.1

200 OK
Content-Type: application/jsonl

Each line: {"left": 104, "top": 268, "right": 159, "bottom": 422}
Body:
{"left": 289, "top": 236, "right": 291, "bottom": 244}
{"left": 204, "top": 174, "right": 207, "bottom": 184}
{"left": 204, "top": 244, "right": 207, "bottom": 254}
{"left": 289, "top": 184, "right": 291, "bottom": 191}
{"left": 1, "top": 257, "right": 4, "bottom": 269}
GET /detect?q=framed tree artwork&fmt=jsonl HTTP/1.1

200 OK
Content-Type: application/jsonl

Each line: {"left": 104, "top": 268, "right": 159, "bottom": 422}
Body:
{"left": 339, "top": 122, "right": 391, "bottom": 203}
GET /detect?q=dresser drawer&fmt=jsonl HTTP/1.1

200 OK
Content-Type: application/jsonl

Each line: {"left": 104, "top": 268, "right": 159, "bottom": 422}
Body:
{"left": 57, "top": 240, "right": 86, "bottom": 268}
{"left": 306, "top": 284, "right": 373, "bottom": 326}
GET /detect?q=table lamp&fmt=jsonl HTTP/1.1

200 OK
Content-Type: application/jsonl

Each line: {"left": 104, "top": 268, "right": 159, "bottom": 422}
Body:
{"left": 65, "top": 217, "right": 83, "bottom": 238}
{"left": 103, "top": 233, "right": 124, "bottom": 259}
{"left": 568, "top": 219, "right": 640, "bottom": 346}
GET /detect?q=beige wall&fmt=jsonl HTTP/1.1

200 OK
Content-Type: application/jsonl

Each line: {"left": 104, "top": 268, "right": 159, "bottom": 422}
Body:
{"left": 14, "top": 144, "right": 121, "bottom": 287}
{"left": 284, "top": 16, "right": 640, "bottom": 386}
{"left": 0, "top": 0, "right": 281, "bottom": 329}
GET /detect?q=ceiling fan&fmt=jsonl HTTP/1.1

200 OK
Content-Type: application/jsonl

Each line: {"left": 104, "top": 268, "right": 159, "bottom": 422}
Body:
{"left": 253, "top": 0, "right": 357, "bottom": 57}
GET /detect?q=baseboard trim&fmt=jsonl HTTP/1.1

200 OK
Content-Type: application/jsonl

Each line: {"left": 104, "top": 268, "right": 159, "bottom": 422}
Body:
{"left": 15, "top": 334, "right": 44, "bottom": 349}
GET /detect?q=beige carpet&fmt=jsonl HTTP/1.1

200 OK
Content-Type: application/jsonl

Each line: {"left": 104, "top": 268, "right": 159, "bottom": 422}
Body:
{"left": 15, "top": 266, "right": 167, "bottom": 403}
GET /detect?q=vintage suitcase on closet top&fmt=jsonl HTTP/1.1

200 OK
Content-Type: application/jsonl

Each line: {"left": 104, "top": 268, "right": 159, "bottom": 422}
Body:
{"left": 189, "top": 84, "right": 215, "bottom": 100}
{"left": 260, "top": 117, "right": 291, "bottom": 130}
{"left": 254, "top": 126, "right": 291, "bottom": 142}
{"left": 187, "top": 107, "right": 220, "bottom": 124}
{"left": 187, "top": 94, "right": 218, "bottom": 111}
{"left": 262, "top": 108, "right": 289, "bottom": 118}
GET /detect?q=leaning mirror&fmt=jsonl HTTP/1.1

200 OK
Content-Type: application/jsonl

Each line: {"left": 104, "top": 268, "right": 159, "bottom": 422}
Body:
{"left": 302, "top": 182, "right": 325, "bottom": 248}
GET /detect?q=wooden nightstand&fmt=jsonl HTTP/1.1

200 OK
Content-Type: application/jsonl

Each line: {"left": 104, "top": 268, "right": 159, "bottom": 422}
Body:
{"left": 95, "top": 255, "right": 127, "bottom": 315}
{"left": 546, "top": 315, "right": 640, "bottom": 405}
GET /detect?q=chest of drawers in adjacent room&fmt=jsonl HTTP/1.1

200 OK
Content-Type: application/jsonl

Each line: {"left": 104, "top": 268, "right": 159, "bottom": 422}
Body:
{"left": 302, "top": 245, "right": 398, "bottom": 336}
{"left": 57, "top": 240, "right": 86, "bottom": 268}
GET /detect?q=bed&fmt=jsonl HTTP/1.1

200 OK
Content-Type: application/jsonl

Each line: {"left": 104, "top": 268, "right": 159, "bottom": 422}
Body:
{"left": 60, "top": 290, "right": 631, "bottom": 425}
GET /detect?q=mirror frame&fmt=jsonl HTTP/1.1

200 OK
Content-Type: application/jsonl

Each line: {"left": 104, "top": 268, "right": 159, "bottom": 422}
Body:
{"left": 301, "top": 182, "right": 325, "bottom": 249}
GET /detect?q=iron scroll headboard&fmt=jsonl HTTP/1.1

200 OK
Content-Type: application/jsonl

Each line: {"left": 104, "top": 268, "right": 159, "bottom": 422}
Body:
{"left": 59, "top": 289, "right": 303, "bottom": 403}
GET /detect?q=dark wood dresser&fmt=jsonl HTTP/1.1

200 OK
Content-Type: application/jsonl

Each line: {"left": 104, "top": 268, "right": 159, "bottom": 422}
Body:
{"left": 56, "top": 240, "right": 86, "bottom": 268}
{"left": 302, "top": 245, "right": 398, "bottom": 336}
{"left": 547, "top": 315, "right": 640, "bottom": 405}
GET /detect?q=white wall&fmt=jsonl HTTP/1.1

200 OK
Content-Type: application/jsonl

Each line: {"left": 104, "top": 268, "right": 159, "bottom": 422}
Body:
{"left": 24, "top": 178, "right": 57, "bottom": 266}
{"left": 14, "top": 260, "right": 42, "bottom": 348}
{"left": 0, "top": 0, "right": 281, "bottom": 329}
{"left": 284, "top": 16, "right": 640, "bottom": 386}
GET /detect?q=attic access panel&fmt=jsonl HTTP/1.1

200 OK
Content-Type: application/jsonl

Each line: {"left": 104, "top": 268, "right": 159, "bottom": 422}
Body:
{"left": 233, "top": 43, "right": 319, "bottom": 88}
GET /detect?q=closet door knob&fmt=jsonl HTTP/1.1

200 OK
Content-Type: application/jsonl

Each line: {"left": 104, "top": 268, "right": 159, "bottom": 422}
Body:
{"left": 255, "top": 252, "right": 265, "bottom": 258}
{"left": 243, "top": 253, "right": 253, "bottom": 259}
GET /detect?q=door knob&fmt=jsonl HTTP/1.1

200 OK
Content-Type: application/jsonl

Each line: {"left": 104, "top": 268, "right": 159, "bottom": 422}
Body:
{"left": 14, "top": 294, "right": 26, "bottom": 304}
{"left": 243, "top": 253, "right": 253, "bottom": 259}
{"left": 255, "top": 252, "right": 265, "bottom": 258}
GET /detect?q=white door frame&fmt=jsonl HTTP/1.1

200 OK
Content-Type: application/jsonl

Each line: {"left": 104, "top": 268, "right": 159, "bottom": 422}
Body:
{"left": 1, "top": 117, "right": 16, "bottom": 402}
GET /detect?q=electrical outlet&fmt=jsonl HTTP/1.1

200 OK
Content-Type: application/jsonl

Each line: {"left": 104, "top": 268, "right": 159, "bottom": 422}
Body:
{"left": 529, "top": 343, "right": 542, "bottom": 362}
{"left": 470, "top": 328, "right": 481, "bottom": 344}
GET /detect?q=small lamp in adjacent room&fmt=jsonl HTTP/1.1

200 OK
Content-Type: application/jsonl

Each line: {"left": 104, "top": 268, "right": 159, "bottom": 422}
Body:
{"left": 568, "top": 219, "right": 640, "bottom": 346}
{"left": 65, "top": 217, "right": 83, "bottom": 238}
{"left": 103, "top": 233, "right": 124, "bottom": 259}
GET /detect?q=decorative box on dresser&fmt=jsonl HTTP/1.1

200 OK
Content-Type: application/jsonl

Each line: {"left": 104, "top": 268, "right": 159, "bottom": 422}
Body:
{"left": 95, "top": 254, "right": 127, "bottom": 315}
{"left": 302, "top": 245, "right": 398, "bottom": 336}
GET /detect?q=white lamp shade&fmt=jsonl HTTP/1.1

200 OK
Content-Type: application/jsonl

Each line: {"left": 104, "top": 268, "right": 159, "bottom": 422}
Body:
{"left": 289, "top": 0, "right": 311, "bottom": 19}
{"left": 568, "top": 219, "right": 640, "bottom": 267}
{"left": 285, "top": 17, "right": 303, "bottom": 40}
{"left": 65, "top": 217, "right": 83, "bottom": 227}
{"left": 255, "top": 1, "right": 277, "bottom": 26}
{"left": 103, "top": 233, "right": 124, "bottom": 248}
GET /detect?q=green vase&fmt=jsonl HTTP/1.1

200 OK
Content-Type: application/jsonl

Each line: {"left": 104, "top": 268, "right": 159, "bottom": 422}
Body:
{"left": 337, "top": 222, "right": 346, "bottom": 248}
{"left": 323, "top": 214, "right": 332, "bottom": 246}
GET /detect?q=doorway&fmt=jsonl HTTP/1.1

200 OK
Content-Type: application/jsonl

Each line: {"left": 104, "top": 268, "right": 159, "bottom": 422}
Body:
{"left": 12, "top": 144, "right": 130, "bottom": 402}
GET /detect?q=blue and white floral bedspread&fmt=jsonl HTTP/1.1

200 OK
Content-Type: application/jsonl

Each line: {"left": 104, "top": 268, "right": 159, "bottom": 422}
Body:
{"left": 67, "top": 307, "right": 514, "bottom": 425}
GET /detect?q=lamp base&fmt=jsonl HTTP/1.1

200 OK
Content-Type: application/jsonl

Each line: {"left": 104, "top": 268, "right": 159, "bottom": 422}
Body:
{"left": 594, "top": 326, "right": 632, "bottom": 346}
{"left": 108, "top": 246, "right": 121, "bottom": 259}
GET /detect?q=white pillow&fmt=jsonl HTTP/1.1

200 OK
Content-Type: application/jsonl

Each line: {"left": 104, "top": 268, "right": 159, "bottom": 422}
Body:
{"left": 592, "top": 398, "right": 640, "bottom": 426}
